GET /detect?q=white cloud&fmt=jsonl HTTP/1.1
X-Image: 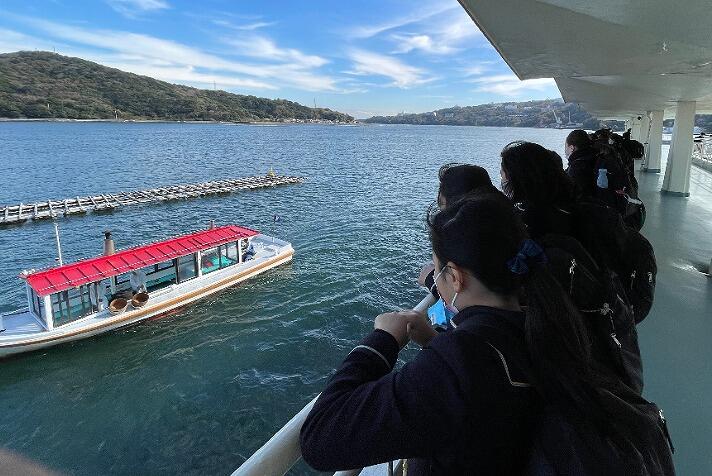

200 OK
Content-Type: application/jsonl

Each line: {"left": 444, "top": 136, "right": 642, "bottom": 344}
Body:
{"left": 461, "top": 63, "right": 491, "bottom": 77}
{"left": 347, "top": 49, "right": 432, "bottom": 88}
{"left": 106, "top": 62, "right": 276, "bottom": 90}
{"left": 0, "top": 28, "right": 58, "bottom": 53}
{"left": 106, "top": 0, "right": 169, "bottom": 18}
{"left": 390, "top": 10, "right": 483, "bottom": 55}
{"left": 224, "top": 36, "right": 328, "bottom": 68}
{"left": 212, "top": 19, "right": 277, "bottom": 31}
{"left": 391, "top": 34, "right": 455, "bottom": 55}
{"left": 6, "top": 17, "right": 340, "bottom": 92}
{"left": 437, "top": 11, "right": 482, "bottom": 46}
{"left": 470, "top": 75, "right": 557, "bottom": 96}
{"left": 348, "top": 3, "right": 457, "bottom": 39}
{"left": 0, "top": 29, "right": 274, "bottom": 90}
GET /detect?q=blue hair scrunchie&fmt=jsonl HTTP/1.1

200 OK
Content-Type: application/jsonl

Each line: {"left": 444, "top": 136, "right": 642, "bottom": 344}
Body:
{"left": 507, "top": 239, "right": 547, "bottom": 275}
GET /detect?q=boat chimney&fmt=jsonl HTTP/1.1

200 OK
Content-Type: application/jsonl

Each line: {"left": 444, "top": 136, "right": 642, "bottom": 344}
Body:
{"left": 209, "top": 220, "right": 215, "bottom": 229}
{"left": 103, "top": 230, "right": 115, "bottom": 256}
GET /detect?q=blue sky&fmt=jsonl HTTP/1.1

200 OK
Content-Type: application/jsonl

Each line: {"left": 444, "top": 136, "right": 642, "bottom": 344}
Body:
{"left": 0, "top": 0, "right": 561, "bottom": 118}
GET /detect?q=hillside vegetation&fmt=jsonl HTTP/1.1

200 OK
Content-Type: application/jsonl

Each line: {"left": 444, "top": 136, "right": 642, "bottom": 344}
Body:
{"left": 366, "top": 99, "right": 712, "bottom": 132}
{"left": 366, "top": 99, "right": 607, "bottom": 129}
{"left": 0, "top": 51, "right": 353, "bottom": 123}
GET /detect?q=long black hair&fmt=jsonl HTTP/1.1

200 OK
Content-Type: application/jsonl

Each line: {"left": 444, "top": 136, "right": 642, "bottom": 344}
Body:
{"left": 500, "top": 141, "right": 579, "bottom": 238}
{"left": 500, "top": 141, "right": 576, "bottom": 209}
{"left": 427, "top": 195, "right": 611, "bottom": 428}
{"left": 438, "top": 163, "right": 497, "bottom": 206}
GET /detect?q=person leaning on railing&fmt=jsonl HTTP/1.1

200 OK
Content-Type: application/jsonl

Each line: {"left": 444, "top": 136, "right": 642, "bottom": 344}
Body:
{"left": 418, "top": 163, "right": 498, "bottom": 299}
{"left": 300, "top": 192, "right": 674, "bottom": 475}
{"left": 300, "top": 194, "right": 628, "bottom": 474}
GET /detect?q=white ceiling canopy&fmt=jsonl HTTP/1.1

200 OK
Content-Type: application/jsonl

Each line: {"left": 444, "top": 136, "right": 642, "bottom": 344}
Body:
{"left": 459, "top": 0, "right": 712, "bottom": 117}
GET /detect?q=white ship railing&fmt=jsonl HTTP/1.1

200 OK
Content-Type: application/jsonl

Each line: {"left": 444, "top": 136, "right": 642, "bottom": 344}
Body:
{"left": 232, "top": 293, "right": 436, "bottom": 476}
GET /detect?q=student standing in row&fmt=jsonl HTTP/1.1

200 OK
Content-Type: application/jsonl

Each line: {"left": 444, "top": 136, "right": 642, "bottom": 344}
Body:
{"left": 300, "top": 196, "right": 650, "bottom": 474}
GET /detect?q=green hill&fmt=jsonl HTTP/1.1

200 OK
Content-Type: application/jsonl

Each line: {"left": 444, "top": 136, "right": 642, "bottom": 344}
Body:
{"left": 366, "top": 99, "right": 712, "bottom": 132}
{"left": 0, "top": 51, "right": 353, "bottom": 123}
{"left": 365, "top": 99, "right": 605, "bottom": 129}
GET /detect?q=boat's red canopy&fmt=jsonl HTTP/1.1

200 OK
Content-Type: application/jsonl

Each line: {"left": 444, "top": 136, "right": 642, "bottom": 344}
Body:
{"left": 26, "top": 225, "right": 259, "bottom": 296}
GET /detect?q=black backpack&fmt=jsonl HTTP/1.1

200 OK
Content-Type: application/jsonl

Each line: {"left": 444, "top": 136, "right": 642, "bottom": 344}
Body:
{"left": 619, "top": 193, "right": 646, "bottom": 231}
{"left": 623, "top": 138, "right": 646, "bottom": 160}
{"left": 572, "top": 200, "right": 657, "bottom": 324}
{"left": 593, "top": 142, "right": 632, "bottom": 198}
{"left": 468, "top": 325, "right": 675, "bottom": 476}
{"left": 591, "top": 141, "right": 646, "bottom": 230}
{"left": 539, "top": 233, "right": 643, "bottom": 394}
{"left": 582, "top": 269, "right": 643, "bottom": 393}
{"left": 611, "top": 138, "right": 645, "bottom": 229}
{"left": 623, "top": 229, "right": 657, "bottom": 323}
{"left": 526, "top": 393, "right": 675, "bottom": 476}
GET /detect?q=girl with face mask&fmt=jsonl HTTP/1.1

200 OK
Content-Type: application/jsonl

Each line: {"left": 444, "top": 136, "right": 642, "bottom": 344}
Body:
{"left": 418, "top": 163, "right": 499, "bottom": 306}
{"left": 500, "top": 141, "right": 577, "bottom": 239}
{"left": 300, "top": 195, "right": 631, "bottom": 475}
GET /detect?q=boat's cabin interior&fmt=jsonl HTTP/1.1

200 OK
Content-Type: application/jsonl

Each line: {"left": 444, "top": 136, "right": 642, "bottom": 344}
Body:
{"left": 25, "top": 237, "right": 255, "bottom": 330}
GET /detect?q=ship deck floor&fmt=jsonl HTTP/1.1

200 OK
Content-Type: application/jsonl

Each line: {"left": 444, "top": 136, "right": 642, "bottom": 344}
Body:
{"left": 635, "top": 162, "right": 712, "bottom": 474}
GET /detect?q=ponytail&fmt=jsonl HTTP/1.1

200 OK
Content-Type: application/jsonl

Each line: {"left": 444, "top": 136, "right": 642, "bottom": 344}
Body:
{"left": 429, "top": 195, "right": 617, "bottom": 435}
{"left": 522, "top": 265, "right": 598, "bottom": 405}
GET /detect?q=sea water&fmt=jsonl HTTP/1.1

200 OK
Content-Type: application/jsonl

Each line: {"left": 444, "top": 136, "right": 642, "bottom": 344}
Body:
{"left": 0, "top": 122, "right": 572, "bottom": 474}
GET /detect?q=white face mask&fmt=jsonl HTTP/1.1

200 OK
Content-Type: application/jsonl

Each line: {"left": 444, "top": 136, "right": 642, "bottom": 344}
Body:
{"left": 430, "top": 266, "right": 459, "bottom": 310}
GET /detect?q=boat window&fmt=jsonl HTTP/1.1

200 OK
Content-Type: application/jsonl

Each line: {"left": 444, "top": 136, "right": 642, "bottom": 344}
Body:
{"left": 51, "top": 287, "right": 95, "bottom": 326}
{"left": 144, "top": 261, "right": 177, "bottom": 291}
{"left": 154, "top": 261, "right": 174, "bottom": 272}
{"left": 115, "top": 272, "right": 131, "bottom": 291}
{"left": 219, "top": 244, "right": 237, "bottom": 269}
{"left": 30, "top": 289, "right": 45, "bottom": 321}
{"left": 201, "top": 247, "right": 220, "bottom": 274}
{"left": 225, "top": 242, "right": 239, "bottom": 262}
{"left": 51, "top": 292, "right": 67, "bottom": 324}
{"left": 177, "top": 254, "right": 197, "bottom": 283}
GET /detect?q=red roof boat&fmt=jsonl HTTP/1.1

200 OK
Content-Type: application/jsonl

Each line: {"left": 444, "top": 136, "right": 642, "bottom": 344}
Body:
{"left": 26, "top": 225, "right": 258, "bottom": 296}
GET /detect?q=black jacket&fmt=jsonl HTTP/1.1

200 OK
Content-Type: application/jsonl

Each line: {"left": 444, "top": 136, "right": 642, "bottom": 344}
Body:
{"left": 516, "top": 202, "right": 574, "bottom": 239}
{"left": 300, "top": 306, "right": 537, "bottom": 475}
{"left": 566, "top": 146, "right": 598, "bottom": 198}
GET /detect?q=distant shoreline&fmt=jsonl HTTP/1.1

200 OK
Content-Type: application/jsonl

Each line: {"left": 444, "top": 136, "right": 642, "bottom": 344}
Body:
{"left": 0, "top": 118, "right": 358, "bottom": 125}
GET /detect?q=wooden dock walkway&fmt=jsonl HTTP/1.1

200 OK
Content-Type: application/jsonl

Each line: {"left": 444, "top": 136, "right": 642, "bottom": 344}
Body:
{"left": 0, "top": 174, "right": 303, "bottom": 226}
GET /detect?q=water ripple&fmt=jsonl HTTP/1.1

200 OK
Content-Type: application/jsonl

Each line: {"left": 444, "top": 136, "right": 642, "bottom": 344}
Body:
{"left": 0, "top": 122, "right": 571, "bottom": 475}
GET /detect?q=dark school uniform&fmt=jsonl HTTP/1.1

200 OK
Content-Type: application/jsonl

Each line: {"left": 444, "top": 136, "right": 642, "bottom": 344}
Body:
{"left": 300, "top": 306, "right": 538, "bottom": 475}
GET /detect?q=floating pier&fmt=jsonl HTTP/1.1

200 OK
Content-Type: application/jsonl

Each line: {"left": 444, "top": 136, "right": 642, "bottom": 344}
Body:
{"left": 0, "top": 174, "right": 304, "bottom": 226}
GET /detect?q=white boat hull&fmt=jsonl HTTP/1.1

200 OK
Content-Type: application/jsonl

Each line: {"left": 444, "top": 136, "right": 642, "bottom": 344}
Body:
{"left": 0, "top": 234, "right": 293, "bottom": 358}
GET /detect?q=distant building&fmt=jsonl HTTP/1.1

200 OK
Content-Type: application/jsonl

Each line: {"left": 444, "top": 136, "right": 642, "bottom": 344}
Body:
{"left": 505, "top": 104, "right": 518, "bottom": 112}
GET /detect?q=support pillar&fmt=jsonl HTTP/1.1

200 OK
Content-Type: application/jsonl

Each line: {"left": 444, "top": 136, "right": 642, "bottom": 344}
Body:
{"left": 645, "top": 110, "right": 664, "bottom": 173}
{"left": 662, "top": 101, "right": 696, "bottom": 196}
